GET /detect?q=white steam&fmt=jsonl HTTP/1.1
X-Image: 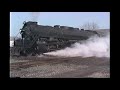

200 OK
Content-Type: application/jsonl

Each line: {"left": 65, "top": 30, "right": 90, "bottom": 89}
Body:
{"left": 44, "top": 34, "right": 110, "bottom": 58}
{"left": 29, "top": 12, "right": 40, "bottom": 22}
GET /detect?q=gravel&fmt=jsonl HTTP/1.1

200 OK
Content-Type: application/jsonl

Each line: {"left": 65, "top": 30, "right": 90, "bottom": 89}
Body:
{"left": 10, "top": 56, "right": 110, "bottom": 78}
{"left": 10, "top": 63, "right": 88, "bottom": 78}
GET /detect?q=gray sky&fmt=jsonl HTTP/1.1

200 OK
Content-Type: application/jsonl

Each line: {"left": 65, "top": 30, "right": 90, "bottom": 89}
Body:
{"left": 10, "top": 12, "right": 110, "bottom": 36}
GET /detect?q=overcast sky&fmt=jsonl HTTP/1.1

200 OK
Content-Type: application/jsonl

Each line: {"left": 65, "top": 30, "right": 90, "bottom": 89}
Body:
{"left": 10, "top": 12, "right": 110, "bottom": 36}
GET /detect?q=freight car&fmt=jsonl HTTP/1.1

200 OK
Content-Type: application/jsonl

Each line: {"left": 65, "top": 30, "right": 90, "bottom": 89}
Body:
{"left": 10, "top": 21, "right": 100, "bottom": 56}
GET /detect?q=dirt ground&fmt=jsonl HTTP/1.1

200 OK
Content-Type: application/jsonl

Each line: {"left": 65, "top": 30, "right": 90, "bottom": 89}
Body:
{"left": 10, "top": 56, "right": 110, "bottom": 78}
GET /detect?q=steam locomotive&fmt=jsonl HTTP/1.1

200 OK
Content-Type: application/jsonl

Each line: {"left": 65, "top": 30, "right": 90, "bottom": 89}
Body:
{"left": 10, "top": 21, "right": 100, "bottom": 56}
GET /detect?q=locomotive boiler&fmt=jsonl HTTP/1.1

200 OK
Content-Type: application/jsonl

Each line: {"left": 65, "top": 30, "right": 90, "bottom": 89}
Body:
{"left": 10, "top": 21, "right": 99, "bottom": 56}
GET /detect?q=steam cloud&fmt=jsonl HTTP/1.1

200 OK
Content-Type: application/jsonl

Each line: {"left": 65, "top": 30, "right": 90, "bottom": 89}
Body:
{"left": 30, "top": 12, "right": 40, "bottom": 22}
{"left": 44, "top": 34, "right": 110, "bottom": 58}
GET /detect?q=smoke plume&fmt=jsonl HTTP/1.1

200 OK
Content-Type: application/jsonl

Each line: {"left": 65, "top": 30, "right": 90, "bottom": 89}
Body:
{"left": 30, "top": 12, "right": 40, "bottom": 22}
{"left": 44, "top": 34, "right": 110, "bottom": 58}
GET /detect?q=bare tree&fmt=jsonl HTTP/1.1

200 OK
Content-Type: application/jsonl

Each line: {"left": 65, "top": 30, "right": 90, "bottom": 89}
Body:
{"left": 80, "top": 22, "right": 99, "bottom": 30}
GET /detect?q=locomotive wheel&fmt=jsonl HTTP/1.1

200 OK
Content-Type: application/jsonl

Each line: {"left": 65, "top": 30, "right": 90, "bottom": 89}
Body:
{"left": 31, "top": 53, "right": 36, "bottom": 56}
{"left": 20, "top": 50, "right": 27, "bottom": 56}
{"left": 37, "top": 44, "right": 48, "bottom": 53}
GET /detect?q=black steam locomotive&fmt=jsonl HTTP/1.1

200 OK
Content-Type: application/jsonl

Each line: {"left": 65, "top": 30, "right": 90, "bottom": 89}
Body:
{"left": 10, "top": 21, "right": 99, "bottom": 56}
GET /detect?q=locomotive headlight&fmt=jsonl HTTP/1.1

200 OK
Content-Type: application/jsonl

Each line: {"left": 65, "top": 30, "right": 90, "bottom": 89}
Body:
{"left": 10, "top": 40, "right": 14, "bottom": 47}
